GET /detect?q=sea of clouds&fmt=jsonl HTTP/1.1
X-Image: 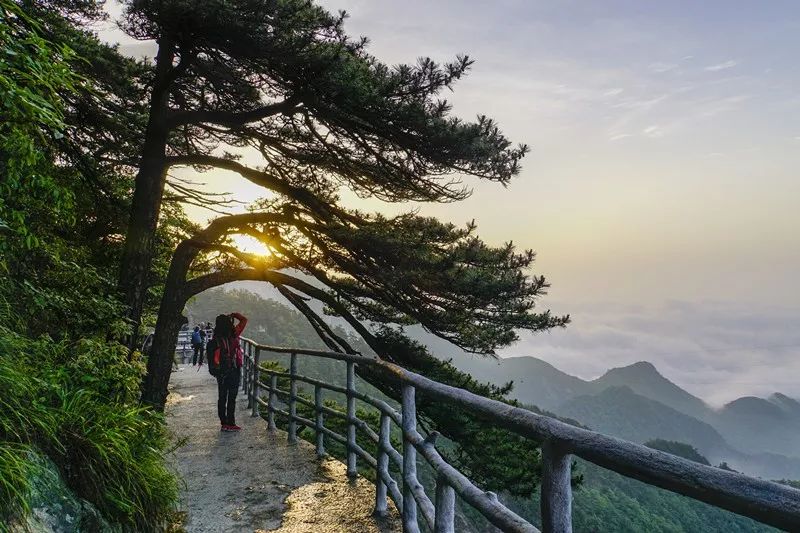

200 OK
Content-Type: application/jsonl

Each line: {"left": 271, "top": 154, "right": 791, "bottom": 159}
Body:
{"left": 507, "top": 300, "right": 800, "bottom": 406}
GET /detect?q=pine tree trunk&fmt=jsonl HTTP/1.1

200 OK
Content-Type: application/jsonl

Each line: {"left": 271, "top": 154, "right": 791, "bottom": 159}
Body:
{"left": 119, "top": 38, "right": 175, "bottom": 353}
{"left": 141, "top": 241, "right": 194, "bottom": 409}
{"left": 140, "top": 291, "right": 185, "bottom": 410}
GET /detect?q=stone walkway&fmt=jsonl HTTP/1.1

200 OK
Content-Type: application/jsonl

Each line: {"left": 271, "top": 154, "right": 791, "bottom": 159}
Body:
{"left": 166, "top": 364, "right": 399, "bottom": 533}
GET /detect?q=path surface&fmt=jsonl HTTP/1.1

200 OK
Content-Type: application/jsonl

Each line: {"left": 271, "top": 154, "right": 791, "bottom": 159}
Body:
{"left": 167, "top": 364, "right": 399, "bottom": 533}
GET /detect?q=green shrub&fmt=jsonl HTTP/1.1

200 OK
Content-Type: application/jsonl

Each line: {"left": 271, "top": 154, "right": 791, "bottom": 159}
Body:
{"left": 0, "top": 326, "right": 178, "bottom": 531}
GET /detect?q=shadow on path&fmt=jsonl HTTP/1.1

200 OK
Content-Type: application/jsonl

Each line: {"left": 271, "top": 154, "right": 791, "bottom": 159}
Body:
{"left": 166, "top": 364, "right": 399, "bottom": 533}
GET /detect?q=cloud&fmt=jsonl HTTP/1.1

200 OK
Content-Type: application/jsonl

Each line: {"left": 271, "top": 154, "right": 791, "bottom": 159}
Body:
{"left": 649, "top": 62, "right": 678, "bottom": 73}
{"left": 609, "top": 133, "right": 632, "bottom": 141}
{"left": 503, "top": 300, "right": 800, "bottom": 406}
{"left": 704, "top": 60, "right": 738, "bottom": 72}
{"left": 642, "top": 125, "right": 665, "bottom": 137}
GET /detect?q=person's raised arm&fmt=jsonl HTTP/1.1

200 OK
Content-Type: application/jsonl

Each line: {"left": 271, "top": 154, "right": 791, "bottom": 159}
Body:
{"left": 231, "top": 312, "right": 248, "bottom": 336}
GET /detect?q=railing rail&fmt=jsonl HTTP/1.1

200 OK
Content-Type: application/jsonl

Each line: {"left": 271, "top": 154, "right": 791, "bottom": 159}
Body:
{"left": 237, "top": 339, "right": 800, "bottom": 533}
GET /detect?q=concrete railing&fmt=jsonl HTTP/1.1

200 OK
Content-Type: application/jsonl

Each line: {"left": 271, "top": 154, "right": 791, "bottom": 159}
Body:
{"left": 237, "top": 339, "right": 800, "bottom": 532}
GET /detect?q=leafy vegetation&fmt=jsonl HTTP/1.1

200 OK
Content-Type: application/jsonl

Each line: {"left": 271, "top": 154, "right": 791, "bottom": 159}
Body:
{"left": 0, "top": 328, "right": 178, "bottom": 530}
{"left": 0, "top": 1, "right": 180, "bottom": 529}
{"left": 567, "top": 461, "right": 773, "bottom": 533}
{"left": 645, "top": 439, "right": 711, "bottom": 465}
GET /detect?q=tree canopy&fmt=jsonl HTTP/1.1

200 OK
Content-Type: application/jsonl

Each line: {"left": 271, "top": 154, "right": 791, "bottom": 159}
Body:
{"left": 105, "top": 0, "right": 568, "bottom": 408}
{"left": 2, "top": 0, "right": 571, "bottom": 513}
{"left": 115, "top": 0, "right": 538, "bottom": 350}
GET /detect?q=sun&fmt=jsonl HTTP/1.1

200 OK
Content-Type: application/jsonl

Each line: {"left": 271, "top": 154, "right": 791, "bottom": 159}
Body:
{"left": 231, "top": 234, "right": 272, "bottom": 257}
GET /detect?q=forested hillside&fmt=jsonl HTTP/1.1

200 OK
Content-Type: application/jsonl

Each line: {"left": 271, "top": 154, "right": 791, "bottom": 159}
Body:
{"left": 446, "top": 338, "right": 800, "bottom": 479}
{"left": 558, "top": 386, "right": 728, "bottom": 453}
{"left": 185, "top": 287, "right": 370, "bottom": 353}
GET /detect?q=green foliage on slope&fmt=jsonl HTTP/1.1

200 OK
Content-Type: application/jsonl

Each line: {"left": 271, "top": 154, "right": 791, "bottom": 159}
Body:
{"left": 558, "top": 386, "right": 727, "bottom": 453}
{"left": 645, "top": 439, "right": 711, "bottom": 465}
{"left": 185, "top": 286, "right": 369, "bottom": 351}
{"left": 569, "top": 461, "right": 773, "bottom": 533}
{"left": 0, "top": 2, "right": 180, "bottom": 529}
{"left": 0, "top": 325, "right": 179, "bottom": 531}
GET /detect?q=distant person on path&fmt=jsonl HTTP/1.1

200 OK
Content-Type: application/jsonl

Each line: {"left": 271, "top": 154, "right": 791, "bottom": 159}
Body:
{"left": 191, "top": 326, "right": 203, "bottom": 366}
{"left": 198, "top": 326, "right": 207, "bottom": 363}
{"left": 207, "top": 312, "right": 248, "bottom": 432}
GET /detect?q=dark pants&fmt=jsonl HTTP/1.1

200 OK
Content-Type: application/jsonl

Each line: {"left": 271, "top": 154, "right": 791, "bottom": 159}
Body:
{"left": 217, "top": 370, "right": 240, "bottom": 426}
{"left": 192, "top": 343, "right": 203, "bottom": 365}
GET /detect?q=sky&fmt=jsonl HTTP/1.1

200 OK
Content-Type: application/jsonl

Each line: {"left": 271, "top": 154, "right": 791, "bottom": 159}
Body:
{"left": 97, "top": 1, "right": 800, "bottom": 404}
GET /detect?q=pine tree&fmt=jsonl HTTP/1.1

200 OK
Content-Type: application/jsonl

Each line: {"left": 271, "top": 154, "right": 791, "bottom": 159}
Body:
{"left": 116, "top": 0, "right": 531, "bottom": 351}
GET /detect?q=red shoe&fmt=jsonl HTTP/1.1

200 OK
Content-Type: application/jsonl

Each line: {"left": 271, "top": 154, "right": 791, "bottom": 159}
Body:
{"left": 221, "top": 425, "right": 233, "bottom": 432}
{"left": 228, "top": 424, "right": 242, "bottom": 431}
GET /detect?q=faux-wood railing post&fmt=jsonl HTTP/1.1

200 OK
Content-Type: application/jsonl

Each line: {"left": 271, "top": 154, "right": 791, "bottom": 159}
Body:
{"left": 314, "top": 384, "right": 325, "bottom": 457}
{"left": 346, "top": 361, "right": 357, "bottom": 479}
{"left": 251, "top": 347, "right": 260, "bottom": 417}
{"left": 288, "top": 352, "right": 298, "bottom": 444}
{"left": 246, "top": 343, "right": 252, "bottom": 395}
{"left": 267, "top": 374, "right": 277, "bottom": 431}
{"left": 541, "top": 440, "right": 573, "bottom": 533}
{"left": 245, "top": 343, "right": 253, "bottom": 409}
{"left": 434, "top": 474, "right": 455, "bottom": 533}
{"left": 240, "top": 346, "right": 246, "bottom": 394}
{"left": 401, "top": 384, "right": 421, "bottom": 533}
{"left": 374, "top": 412, "right": 391, "bottom": 517}
{"left": 247, "top": 343, "right": 254, "bottom": 406}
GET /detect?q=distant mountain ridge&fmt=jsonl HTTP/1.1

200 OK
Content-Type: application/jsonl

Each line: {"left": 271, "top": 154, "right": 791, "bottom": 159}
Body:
{"left": 589, "top": 361, "right": 711, "bottom": 420}
{"left": 223, "top": 283, "right": 800, "bottom": 479}
{"left": 452, "top": 354, "right": 716, "bottom": 417}
{"left": 558, "top": 385, "right": 727, "bottom": 453}
{"left": 445, "top": 349, "right": 800, "bottom": 477}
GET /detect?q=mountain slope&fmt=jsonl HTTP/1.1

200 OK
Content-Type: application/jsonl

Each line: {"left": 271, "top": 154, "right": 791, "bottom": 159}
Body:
{"left": 557, "top": 386, "right": 728, "bottom": 454}
{"left": 450, "top": 350, "right": 800, "bottom": 464}
{"left": 553, "top": 386, "right": 800, "bottom": 478}
{"left": 454, "top": 355, "right": 591, "bottom": 411}
{"left": 589, "top": 361, "right": 711, "bottom": 419}
{"left": 770, "top": 392, "right": 800, "bottom": 419}
{"left": 714, "top": 396, "right": 800, "bottom": 458}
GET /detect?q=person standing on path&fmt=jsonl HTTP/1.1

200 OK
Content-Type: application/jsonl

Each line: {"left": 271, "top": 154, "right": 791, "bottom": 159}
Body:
{"left": 198, "top": 326, "right": 207, "bottom": 365}
{"left": 207, "top": 312, "right": 248, "bottom": 431}
{"left": 191, "top": 326, "right": 203, "bottom": 366}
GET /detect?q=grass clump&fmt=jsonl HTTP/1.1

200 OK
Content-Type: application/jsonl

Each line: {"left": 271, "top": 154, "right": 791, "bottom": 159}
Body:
{"left": 0, "top": 326, "right": 179, "bottom": 531}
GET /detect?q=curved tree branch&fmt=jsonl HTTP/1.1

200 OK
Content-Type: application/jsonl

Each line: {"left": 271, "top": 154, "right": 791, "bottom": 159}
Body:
{"left": 164, "top": 153, "right": 347, "bottom": 221}
{"left": 182, "top": 267, "right": 383, "bottom": 358}
{"left": 167, "top": 95, "right": 302, "bottom": 128}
